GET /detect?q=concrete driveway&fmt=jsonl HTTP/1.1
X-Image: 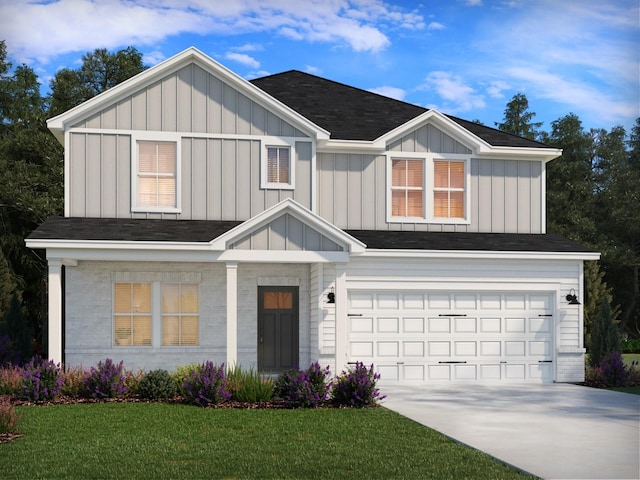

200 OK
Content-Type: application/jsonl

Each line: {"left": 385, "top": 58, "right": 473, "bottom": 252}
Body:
{"left": 381, "top": 383, "right": 639, "bottom": 480}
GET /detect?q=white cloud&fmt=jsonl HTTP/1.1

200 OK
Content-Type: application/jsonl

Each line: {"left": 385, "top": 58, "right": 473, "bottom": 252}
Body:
{"left": 486, "top": 80, "right": 511, "bottom": 98}
{"left": 233, "top": 43, "right": 264, "bottom": 52}
{"left": 465, "top": 0, "right": 483, "bottom": 6}
{"left": 304, "top": 65, "right": 321, "bottom": 75}
{"left": 225, "top": 52, "right": 260, "bottom": 69}
{"left": 427, "top": 22, "right": 445, "bottom": 30}
{"left": 143, "top": 50, "right": 167, "bottom": 66}
{"left": 0, "top": 0, "right": 418, "bottom": 64}
{"left": 368, "top": 86, "right": 407, "bottom": 101}
{"left": 420, "top": 71, "right": 485, "bottom": 113}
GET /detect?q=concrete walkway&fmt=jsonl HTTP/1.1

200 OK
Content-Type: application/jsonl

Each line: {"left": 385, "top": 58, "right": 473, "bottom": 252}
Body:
{"left": 381, "top": 383, "right": 640, "bottom": 480}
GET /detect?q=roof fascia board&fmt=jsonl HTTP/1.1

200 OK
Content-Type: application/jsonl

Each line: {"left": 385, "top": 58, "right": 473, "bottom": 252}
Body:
{"left": 47, "top": 47, "right": 329, "bottom": 144}
{"left": 362, "top": 249, "right": 600, "bottom": 261}
{"left": 209, "top": 198, "right": 366, "bottom": 253}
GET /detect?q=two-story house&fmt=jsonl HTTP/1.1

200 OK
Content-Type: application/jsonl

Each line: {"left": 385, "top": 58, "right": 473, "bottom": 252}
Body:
{"left": 27, "top": 47, "right": 598, "bottom": 384}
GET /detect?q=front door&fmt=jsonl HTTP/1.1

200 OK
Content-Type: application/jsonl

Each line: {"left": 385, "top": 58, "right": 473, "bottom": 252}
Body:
{"left": 258, "top": 286, "right": 299, "bottom": 374}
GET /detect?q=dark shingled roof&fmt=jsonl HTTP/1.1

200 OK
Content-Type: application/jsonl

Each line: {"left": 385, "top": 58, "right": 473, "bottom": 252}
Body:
{"left": 345, "top": 230, "right": 595, "bottom": 253}
{"left": 28, "top": 217, "right": 242, "bottom": 243}
{"left": 29, "top": 217, "right": 595, "bottom": 254}
{"left": 250, "top": 70, "right": 552, "bottom": 148}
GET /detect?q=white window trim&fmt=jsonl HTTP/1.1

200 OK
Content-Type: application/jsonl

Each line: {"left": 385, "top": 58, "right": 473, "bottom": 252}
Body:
{"left": 131, "top": 132, "right": 182, "bottom": 214}
{"left": 112, "top": 280, "right": 200, "bottom": 348}
{"left": 261, "top": 139, "right": 295, "bottom": 190}
{"left": 386, "top": 153, "right": 471, "bottom": 225}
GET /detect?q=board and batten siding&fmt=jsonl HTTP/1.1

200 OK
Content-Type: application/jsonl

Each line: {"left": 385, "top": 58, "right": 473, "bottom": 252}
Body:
{"left": 317, "top": 122, "right": 544, "bottom": 233}
{"left": 73, "top": 63, "right": 309, "bottom": 138}
{"left": 68, "top": 133, "right": 312, "bottom": 220}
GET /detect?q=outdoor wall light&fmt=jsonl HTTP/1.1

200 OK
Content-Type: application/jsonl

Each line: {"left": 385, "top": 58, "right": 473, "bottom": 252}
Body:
{"left": 566, "top": 288, "right": 581, "bottom": 305}
{"left": 327, "top": 287, "right": 335, "bottom": 304}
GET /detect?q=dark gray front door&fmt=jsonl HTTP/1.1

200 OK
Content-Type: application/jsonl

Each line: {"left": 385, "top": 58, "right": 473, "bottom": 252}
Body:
{"left": 258, "top": 286, "right": 299, "bottom": 374}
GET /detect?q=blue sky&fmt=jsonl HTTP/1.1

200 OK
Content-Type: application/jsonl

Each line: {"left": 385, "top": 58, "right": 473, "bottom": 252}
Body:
{"left": 2, "top": 0, "right": 638, "bottom": 133}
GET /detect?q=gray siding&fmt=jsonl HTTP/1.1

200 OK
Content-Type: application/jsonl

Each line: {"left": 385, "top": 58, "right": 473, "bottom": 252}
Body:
{"left": 75, "top": 64, "right": 309, "bottom": 138}
{"left": 230, "top": 214, "right": 344, "bottom": 251}
{"left": 387, "top": 124, "right": 472, "bottom": 154}
{"left": 317, "top": 123, "right": 543, "bottom": 233}
{"left": 68, "top": 133, "right": 312, "bottom": 220}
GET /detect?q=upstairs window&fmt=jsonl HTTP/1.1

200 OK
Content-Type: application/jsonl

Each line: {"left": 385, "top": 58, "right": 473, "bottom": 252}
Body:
{"left": 391, "top": 159, "right": 424, "bottom": 218}
{"left": 433, "top": 160, "right": 466, "bottom": 219}
{"left": 388, "top": 155, "right": 469, "bottom": 224}
{"left": 136, "top": 141, "right": 177, "bottom": 211}
{"left": 262, "top": 145, "right": 294, "bottom": 189}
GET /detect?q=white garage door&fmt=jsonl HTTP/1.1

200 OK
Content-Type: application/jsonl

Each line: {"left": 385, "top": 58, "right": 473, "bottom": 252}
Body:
{"left": 347, "top": 291, "right": 555, "bottom": 383}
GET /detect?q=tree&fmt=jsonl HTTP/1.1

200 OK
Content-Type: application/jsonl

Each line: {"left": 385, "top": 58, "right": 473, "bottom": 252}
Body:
{"left": 0, "top": 294, "right": 32, "bottom": 364}
{"left": 0, "top": 246, "right": 17, "bottom": 319}
{"left": 588, "top": 298, "right": 621, "bottom": 368}
{"left": 49, "top": 46, "right": 146, "bottom": 115}
{"left": 495, "top": 93, "right": 543, "bottom": 140}
{"left": 583, "top": 260, "right": 619, "bottom": 347}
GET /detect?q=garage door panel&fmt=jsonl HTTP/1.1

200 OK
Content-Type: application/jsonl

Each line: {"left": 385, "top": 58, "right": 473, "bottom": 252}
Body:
{"left": 377, "top": 342, "right": 399, "bottom": 357}
{"left": 505, "top": 341, "right": 526, "bottom": 356}
{"left": 506, "top": 317, "right": 526, "bottom": 333}
{"left": 480, "top": 317, "right": 501, "bottom": 333}
{"left": 455, "top": 317, "right": 477, "bottom": 333}
{"left": 403, "top": 317, "right": 425, "bottom": 333}
{"left": 348, "top": 291, "right": 554, "bottom": 383}
{"left": 454, "top": 341, "right": 477, "bottom": 356}
{"left": 403, "top": 341, "right": 425, "bottom": 356}
{"left": 429, "top": 341, "right": 451, "bottom": 356}
{"left": 350, "top": 317, "right": 373, "bottom": 333}
{"left": 428, "top": 317, "right": 451, "bottom": 333}
{"left": 378, "top": 317, "right": 399, "bottom": 333}
{"left": 350, "top": 341, "right": 373, "bottom": 357}
{"left": 480, "top": 341, "right": 501, "bottom": 356}
{"left": 454, "top": 364, "right": 477, "bottom": 380}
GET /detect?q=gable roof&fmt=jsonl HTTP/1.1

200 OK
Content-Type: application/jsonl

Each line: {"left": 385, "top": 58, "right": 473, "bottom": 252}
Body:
{"left": 47, "top": 47, "right": 330, "bottom": 144}
{"left": 251, "top": 70, "right": 551, "bottom": 148}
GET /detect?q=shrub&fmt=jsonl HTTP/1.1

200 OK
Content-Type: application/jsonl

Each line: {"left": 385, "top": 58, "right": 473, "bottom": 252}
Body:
{"left": 331, "top": 362, "right": 385, "bottom": 408}
{"left": 172, "top": 363, "right": 201, "bottom": 396}
{"left": 621, "top": 338, "right": 640, "bottom": 353}
{"left": 20, "top": 355, "right": 64, "bottom": 401}
{"left": 275, "top": 362, "right": 331, "bottom": 408}
{"left": 0, "top": 365, "right": 22, "bottom": 395}
{"left": 598, "top": 352, "right": 630, "bottom": 387}
{"left": 60, "top": 366, "right": 88, "bottom": 398}
{"left": 138, "top": 369, "right": 178, "bottom": 400}
{"left": 182, "top": 361, "right": 231, "bottom": 406}
{"left": 588, "top": 300, "right": 621, "bottom": 368}
{"left": 84, "top": 359, "right": 127, "bottom": 399}
{"left": 227, "top": 366, "right": 274, "bottom": 403}
{"left": 0, "top": 396, "right": 22, "bottom": 434}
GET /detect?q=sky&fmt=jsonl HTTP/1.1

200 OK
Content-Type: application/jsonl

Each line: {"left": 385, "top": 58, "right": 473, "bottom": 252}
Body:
{"left": 1, "top": 0, "right": 638, "bottom": 134}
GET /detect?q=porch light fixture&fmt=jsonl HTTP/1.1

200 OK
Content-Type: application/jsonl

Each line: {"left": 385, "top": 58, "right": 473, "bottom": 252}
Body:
{"left": 327, "top": 287, "right": 335, "bottom": 304}
{"left": 565, "top": 289, "right": 581, "bottom": 305}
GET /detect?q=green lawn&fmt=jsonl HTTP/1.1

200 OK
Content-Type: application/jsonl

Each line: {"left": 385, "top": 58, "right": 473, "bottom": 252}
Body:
{"left": 1, "top": 403, "right": 535, "bottom": 480}
{"left": 623, "top": 353, "right": 640, "bottom": 366}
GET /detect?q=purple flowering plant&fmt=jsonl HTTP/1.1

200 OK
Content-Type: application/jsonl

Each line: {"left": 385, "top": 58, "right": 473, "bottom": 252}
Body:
{"left": 83, "top": 358, "right": 128, "bottom": 399}
{"left": 275, "top": 362, "right": 332, "bottom": 408}
{"left": 182, "top": 361, "right": 231, "bottom": 406}
{"left": 19, "top": 355, "right": 64, "bottom": 401}
{"left": 597, "top": 352, "right": 630, "bottom": 387}
{"left": 331, "top": 362, "right": 385, "bottom": 408}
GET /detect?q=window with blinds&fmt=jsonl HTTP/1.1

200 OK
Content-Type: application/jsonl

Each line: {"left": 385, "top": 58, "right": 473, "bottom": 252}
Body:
{"left": 266, "top": 146, "right": 290, "bottom": 185}
{"left": 137, "top": 141, "right": 176, "bottom": 209}
{"left": 162, "top": 283, "right": 199, "bottom": 346}
{"left": 391, "top": 159, "right": 424, "bottom": 217}
{"left": 113, "top": 283, "right": 152, "bottom": 346}
{"left": 433, "top": 160, "right": 465, "bottom": 218}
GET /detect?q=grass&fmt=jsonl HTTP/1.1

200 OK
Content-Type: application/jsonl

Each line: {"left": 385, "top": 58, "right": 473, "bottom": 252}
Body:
{"left": 622, "top": 353, "right": 640, "bottom": 366}
{"left": 0, "top": 403, "right": 535, "bottom": 480}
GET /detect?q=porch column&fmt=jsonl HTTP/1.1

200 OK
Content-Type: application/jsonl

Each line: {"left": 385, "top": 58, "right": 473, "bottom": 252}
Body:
{"left": 47, "top": 259, "right": 63, "bottom": 365}
{"left": 226, "top": 262, "right": 238, "bottom": 367}
{"left": 334, "top": 263, "right": 348, "bottom": 372}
